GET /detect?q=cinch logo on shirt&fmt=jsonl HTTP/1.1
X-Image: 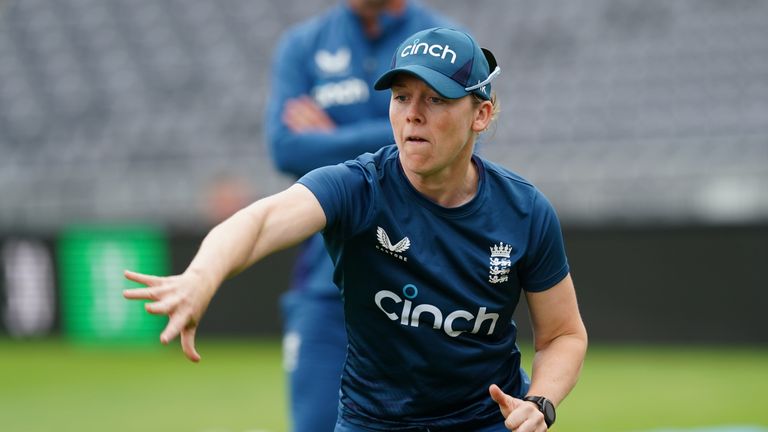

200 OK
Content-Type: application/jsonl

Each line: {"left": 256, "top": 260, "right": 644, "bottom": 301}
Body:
{"left": 374, "top": 284, "right": 499, "bottom": 338}
{"left": 400, "top": 38, "right": 457, "bottom": 64}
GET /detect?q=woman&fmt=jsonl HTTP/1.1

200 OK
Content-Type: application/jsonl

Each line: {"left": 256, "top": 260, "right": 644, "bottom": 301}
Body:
{"left": 124, "top": 28, "right": 587, "bottom": 431}
{"left": 265, "top": 4, "right": 459, "bottom": 430}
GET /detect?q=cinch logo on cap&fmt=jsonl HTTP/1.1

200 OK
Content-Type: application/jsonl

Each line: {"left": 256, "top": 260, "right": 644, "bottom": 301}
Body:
{"left": 374, "top": 27, "right": 501, "bottom": 101}
{"left": 400, "top": 38, "right": 457, "bottom": 64}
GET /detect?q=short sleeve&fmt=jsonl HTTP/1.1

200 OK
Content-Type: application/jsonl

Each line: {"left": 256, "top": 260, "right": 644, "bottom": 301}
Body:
{"left": 519, "top": 191, "right": 570, "bottom": 292}
{"left": 297, "top": 161, "right": 376, "bottom": 240}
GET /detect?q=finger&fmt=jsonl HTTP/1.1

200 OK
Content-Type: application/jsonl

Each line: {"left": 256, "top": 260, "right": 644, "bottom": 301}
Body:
{"left": 123, "top": 283, "right": 173, "bottom": 300}
{"left": 123, "top": 287, "right": 164, "bottom": 300}
{"left": 504, "top": 410, "right": 523, "bottom": 431}
{"left": 160, "top": 313, "right": 190, "bottom": 345}
{"left": 284, "top": 99, "right": 334, "bottom": 131}
{"left": 505, "top": 404, "right": 544, "bottom": 432}
{"left": 283, "top": 99, "right": 312, "bottom": 129}
{"left": 144, "top": 296, "right": 177, "bottom": 315}
{"left": 297, "top": 99, "right": 334, "bottom": 129}
{"left": 180, "top": 326, "right": 201, "bottom": 363}
{"left": 303, "top": 103, "right": 335, "bottom": 130}
{"left": 124, "top": 270, "right": 162, "bottom": 286}
{"left": 489, "top": 384, "right": 518, "bottom": 417}
{"left": 506, "top": 415, "right": 540, "bottom": 432}
{"left": 282, "top": 105, "right": 309, "bottom": 132}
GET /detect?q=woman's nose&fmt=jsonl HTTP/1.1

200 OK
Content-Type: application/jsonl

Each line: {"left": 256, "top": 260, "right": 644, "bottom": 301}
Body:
{"left": 406, "top": 100, "right": 425, "bottom": 124}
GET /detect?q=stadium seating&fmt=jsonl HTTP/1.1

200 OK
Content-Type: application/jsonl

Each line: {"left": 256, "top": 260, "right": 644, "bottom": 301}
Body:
{"left": 0, "top": 0, "right": 766, "bottom": 229}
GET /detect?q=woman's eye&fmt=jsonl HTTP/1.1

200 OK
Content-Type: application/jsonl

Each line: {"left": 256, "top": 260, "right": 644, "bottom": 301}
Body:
{"left": 394, "top": 94, "right": 407, "bottom": 102}
{"left": 429, "top": 97, "right": 445, "bottom": 104}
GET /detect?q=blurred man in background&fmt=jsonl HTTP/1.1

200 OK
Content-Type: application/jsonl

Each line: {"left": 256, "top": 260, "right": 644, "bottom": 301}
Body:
{"left": 264, "top": 1, "right": 458, "bottom": 430}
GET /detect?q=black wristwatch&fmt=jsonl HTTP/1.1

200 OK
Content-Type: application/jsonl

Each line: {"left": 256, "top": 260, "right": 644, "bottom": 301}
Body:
{"left": 523, "top": 395, "right": 556, "bottom": 428}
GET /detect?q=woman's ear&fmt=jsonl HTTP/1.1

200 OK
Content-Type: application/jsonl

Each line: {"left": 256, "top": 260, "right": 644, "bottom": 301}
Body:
{"left": 472, "top": 100, "right": 494, "bottom": 132}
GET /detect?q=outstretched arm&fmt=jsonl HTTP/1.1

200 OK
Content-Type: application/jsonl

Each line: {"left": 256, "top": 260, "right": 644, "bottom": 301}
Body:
{"left": 123, "top": 184, "right": 326, "bottom": 362}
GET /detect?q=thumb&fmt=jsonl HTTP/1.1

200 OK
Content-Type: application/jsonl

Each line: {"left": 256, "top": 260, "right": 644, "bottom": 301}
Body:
{"left": 489, "top": 384, "right": 519, "bottom": 418}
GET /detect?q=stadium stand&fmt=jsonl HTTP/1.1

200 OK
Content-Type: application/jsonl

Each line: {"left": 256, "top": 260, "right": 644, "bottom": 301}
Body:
{"left": 0, "top": 0, "right": 766, "bottom": 230}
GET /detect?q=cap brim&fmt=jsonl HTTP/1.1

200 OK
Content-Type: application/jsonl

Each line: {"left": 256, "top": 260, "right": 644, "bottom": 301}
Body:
{"left": 374, "top": 65, "right": 468, "bottom": 99}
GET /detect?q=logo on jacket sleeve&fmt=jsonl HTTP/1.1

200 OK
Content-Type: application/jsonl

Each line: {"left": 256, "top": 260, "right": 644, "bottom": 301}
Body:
{"left": 376, "top": 226, "right": 409, "bottom": 261}
{"left": 488, "top": 242, "right": 512, "bottom": 284}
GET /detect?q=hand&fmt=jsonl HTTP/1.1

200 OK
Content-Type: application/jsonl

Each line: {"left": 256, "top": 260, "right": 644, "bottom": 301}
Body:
{"left": 123, "top": 270, "right": 216, "bottom": 362}
{"left": 489, "top": 384, "right": 548, "bottom": 431}
{"left": 282, "top": 96, "right": 336, "bottom": 132}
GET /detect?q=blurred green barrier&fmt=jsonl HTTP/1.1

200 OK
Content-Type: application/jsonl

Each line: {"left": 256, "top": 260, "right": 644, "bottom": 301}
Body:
{"left": 58, "top": 224, "right": 168, "bottom": 344}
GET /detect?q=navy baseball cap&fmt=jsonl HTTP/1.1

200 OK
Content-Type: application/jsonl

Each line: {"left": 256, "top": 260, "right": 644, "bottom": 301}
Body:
{"left": 374, "top": 27, "right": 500, "bottom": 100}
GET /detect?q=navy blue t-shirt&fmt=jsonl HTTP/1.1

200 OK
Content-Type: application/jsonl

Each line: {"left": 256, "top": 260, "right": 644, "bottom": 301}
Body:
{"left": 298, "top": 145, "right": 569, "bottom": 428}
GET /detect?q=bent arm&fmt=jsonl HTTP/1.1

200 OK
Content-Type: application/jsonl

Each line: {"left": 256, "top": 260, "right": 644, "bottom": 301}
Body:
{"left": 268, "top": 120, "right": 394, "bottom": 177}
{"left": 525, "top": 273, "right": 588, "bottom": 406}
{"left": 264, "top": 28, "right": 393, "bottom": 177}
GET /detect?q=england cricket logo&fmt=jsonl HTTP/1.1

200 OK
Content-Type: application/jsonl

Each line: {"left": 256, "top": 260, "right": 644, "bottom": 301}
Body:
{"left": 488, "top": 242, "right": 512, "bottom": 284}
{"left": 376, "top": 226, "right": 410, "bottom": 262}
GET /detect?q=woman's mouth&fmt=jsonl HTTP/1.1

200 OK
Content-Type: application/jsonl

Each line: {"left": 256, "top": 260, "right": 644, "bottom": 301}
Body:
{"left": 406, "top": 135, "right": 429, "bottom": 143}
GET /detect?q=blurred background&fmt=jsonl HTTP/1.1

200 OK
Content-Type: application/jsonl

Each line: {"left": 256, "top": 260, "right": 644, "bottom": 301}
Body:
{"left": 0, "top": 0, "right": 766, "bottom": 431}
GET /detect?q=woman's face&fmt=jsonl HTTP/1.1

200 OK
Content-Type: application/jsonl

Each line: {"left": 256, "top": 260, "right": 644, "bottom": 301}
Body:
{"left": 389, "top": 74, "right": 490, "bottom": 179}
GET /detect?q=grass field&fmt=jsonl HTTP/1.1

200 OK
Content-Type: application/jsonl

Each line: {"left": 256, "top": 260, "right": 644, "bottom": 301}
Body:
{"left": 1, "top": 338, "right": 767, "bottom": 432}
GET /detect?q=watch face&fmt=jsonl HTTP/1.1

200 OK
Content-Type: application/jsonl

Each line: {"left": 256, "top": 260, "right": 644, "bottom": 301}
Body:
{"left": 543, "top": 400, "right": 556, "bottom": 422}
